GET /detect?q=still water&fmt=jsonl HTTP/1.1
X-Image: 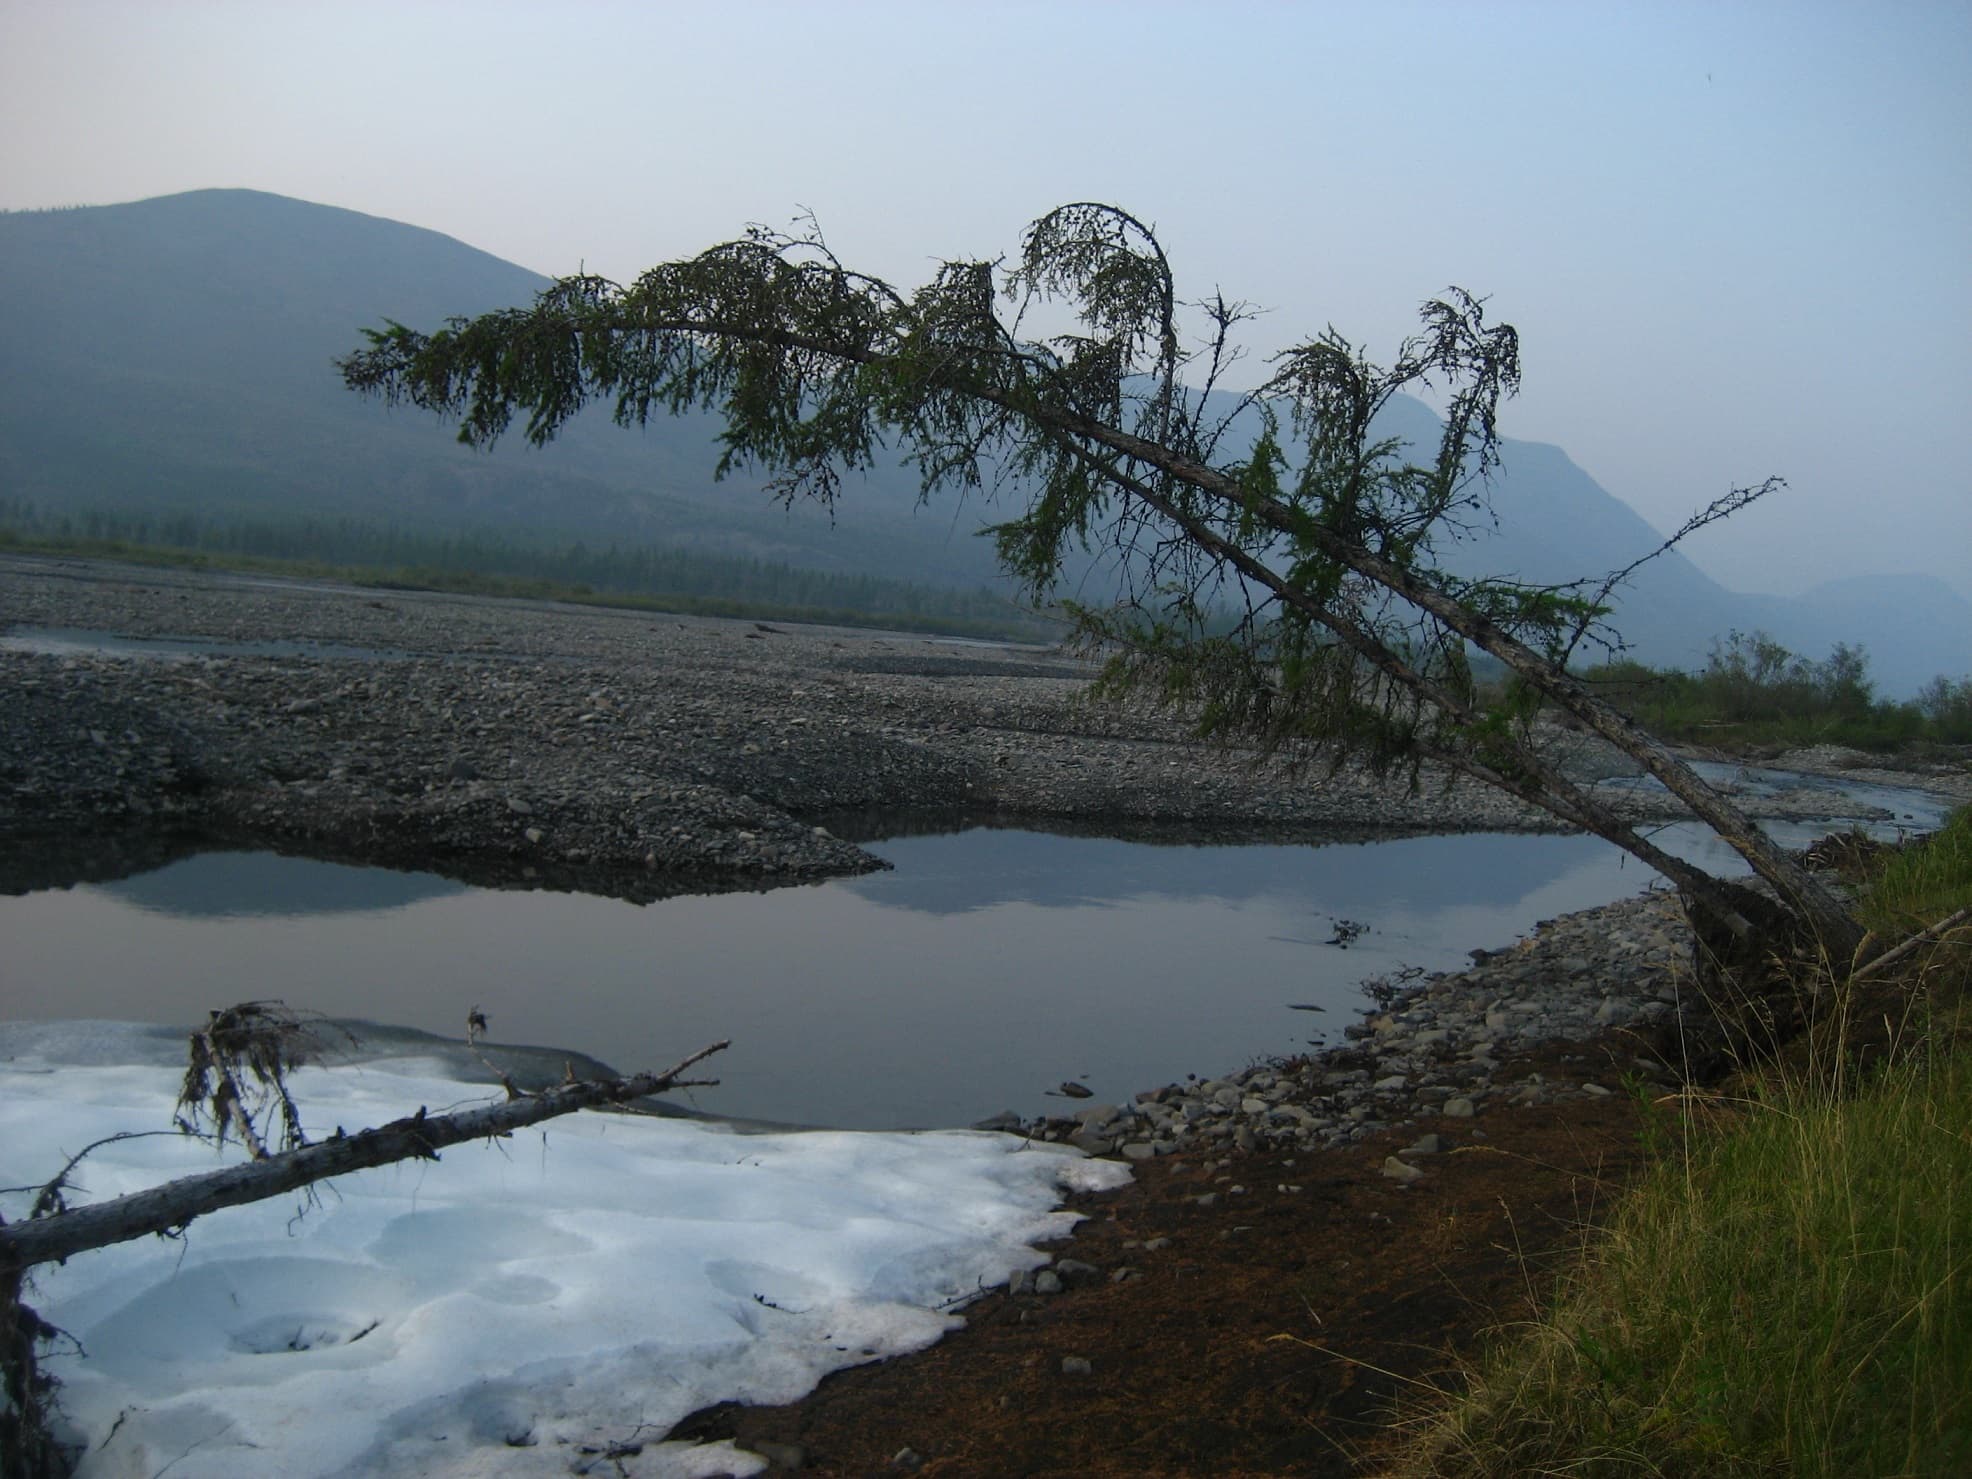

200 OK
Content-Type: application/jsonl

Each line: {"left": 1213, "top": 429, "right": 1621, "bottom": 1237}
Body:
{"left": 2, "top": 776, "right": 1946, "bottom": 1130}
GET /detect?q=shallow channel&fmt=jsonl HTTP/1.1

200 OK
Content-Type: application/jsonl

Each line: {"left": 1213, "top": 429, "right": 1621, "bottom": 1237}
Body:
{"left": 0, "top": 777, "right": 1947, "bottom": 1130}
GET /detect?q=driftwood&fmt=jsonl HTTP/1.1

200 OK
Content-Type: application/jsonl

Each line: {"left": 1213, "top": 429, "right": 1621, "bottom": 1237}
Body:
{"left": 0, "top": 1039, "right": 727, "bottom": 1275}
{"left": 1851, "top": 906, "right": 1972, "bottom": 983}
{"left": 2, "top": 1011, "right": 728, "bottom": 1477}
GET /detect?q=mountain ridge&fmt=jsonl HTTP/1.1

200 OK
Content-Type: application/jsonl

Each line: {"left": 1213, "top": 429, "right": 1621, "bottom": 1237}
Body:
{"left": 1, "top": 189, "right": 1962, "bottom": 693}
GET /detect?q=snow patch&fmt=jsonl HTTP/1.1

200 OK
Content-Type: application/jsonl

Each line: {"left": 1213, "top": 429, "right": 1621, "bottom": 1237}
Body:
{"left": 1, "top": 1037, "right": 1129, "bottom": 1477}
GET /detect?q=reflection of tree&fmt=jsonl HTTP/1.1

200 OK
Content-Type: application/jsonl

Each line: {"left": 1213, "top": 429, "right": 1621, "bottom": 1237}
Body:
{"left": 812, "top": 807, "right": 1431, "bottom": 848}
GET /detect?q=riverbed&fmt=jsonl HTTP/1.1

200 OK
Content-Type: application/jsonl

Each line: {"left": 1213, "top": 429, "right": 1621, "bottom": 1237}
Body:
{"left": 2, "top": 554, "right": 1959, "bottom": 1128}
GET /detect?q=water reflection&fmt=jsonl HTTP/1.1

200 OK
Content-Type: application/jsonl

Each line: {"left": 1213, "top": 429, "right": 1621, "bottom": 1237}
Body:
{"left": 0, "top": 830, "right": 1664, "bottom": 1130}
{"left": 0, "top": 768, "right": 1951, "bottom": 1130}
{"left": 845, "top": 826, "right": 1659, "bottom": 917}
{"left": 103, "top": 853, "right": 467, "bottom": 918}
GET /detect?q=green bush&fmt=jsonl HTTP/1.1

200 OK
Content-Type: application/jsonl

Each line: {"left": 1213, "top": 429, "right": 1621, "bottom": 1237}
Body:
{"left": 1863, "top": 805, "right": 1972, "bottom": 935}
{"left": 1582, "top": 630, "right": 1972, "bottom": 750}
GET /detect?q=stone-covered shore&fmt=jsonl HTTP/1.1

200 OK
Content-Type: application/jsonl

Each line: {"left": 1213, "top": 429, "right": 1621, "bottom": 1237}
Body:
{"left": 1011, "top": 889, "right": 1692, "bottom": 1161}
{"left": 0, "top": 554, "right": 1902, "bottom": 899}
{"left": 3, "top": 553, "right": 1947, "bottom": 1144}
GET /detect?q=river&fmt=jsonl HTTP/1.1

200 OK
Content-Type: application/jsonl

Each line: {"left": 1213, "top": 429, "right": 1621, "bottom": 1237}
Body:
{"left": 0, "top": 765, "right": 1947, "bottom": 1128}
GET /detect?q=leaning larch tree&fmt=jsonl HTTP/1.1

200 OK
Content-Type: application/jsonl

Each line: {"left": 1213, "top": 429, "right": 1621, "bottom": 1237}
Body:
{"left": 340, "top": 202, "right": 1862, "bottom": 964}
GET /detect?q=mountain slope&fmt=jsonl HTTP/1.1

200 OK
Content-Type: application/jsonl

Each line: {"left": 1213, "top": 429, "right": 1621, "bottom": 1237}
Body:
{"left": 1, "top": 190, "right": 1961, "bottom": 691}
{"left": 1453, "top": 434, "right": 1966, "bottom": 694}
{"left": 0, "top": 189, "right": 1008, "bottom": 584}
{"left": 1364, "top": 396, "right": 1968, "bottom": 692}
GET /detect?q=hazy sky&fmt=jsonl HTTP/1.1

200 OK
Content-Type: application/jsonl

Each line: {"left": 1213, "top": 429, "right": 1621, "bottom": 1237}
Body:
{"left": 3, "top": 0, "right": 1967, "bottom": 599}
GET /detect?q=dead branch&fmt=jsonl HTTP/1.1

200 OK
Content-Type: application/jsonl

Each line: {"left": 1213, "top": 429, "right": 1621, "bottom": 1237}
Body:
{"left": 175, "top": 1002, "right": 355, "bottom": 1159}
{"left": 22, "top": 1132, "right": 189, "bottom": 1222}
{"left": 1851, "top": 906, "right": 1972, "bottom": 982}
{"left": 0, "top": 1041, "right": 728, "bottom": 1275}
{"left": 1560, "top": 479, "right": 1781, "bottom": 665}
{"left": 465, "top": 1005, "right": 525, "bottom": 1101}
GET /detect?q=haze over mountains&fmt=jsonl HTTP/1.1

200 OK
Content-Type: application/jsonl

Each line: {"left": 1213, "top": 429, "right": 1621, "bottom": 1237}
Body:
{"left": 1, "top": 189, "right": 1962, "bottom": 694}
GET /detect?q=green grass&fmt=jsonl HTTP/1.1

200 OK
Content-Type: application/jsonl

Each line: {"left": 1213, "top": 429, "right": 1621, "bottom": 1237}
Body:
{"left": 1383, "top": 820, "right": 1972, "bottom": 1477}
{"left": 1862, "top": 806, "right": 1972, "bottom": 937}
{"left": 1388, "top": 1050, "right": 1972, "bottom": 1476}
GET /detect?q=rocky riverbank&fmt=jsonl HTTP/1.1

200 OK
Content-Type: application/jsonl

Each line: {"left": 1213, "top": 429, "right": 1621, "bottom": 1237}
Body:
{"left": 0, "top": 554, "right": 1903, "bottom": 902}
{"left": 1010, "top": 887, "right": 1692, "bottom": 1165}
{"left": 1766, "top": 741, "right": 1972, "bottom": 804}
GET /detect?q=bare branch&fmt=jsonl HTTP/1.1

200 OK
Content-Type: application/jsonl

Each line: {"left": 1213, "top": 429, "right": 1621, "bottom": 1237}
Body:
{"left": 1851, "top": 906, "right": 1972, "bottom": 982}
{"left": 1560, "top": 478, "right": 1783, "bottom": 664}
{"left": 0, "top": 1042, "right": 730, "bottom": 1274}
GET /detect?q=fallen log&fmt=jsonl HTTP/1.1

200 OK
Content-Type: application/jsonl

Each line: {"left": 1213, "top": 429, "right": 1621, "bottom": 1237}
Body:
{"left": 0, "top": 1040, "right": 727, "bottom": 1274}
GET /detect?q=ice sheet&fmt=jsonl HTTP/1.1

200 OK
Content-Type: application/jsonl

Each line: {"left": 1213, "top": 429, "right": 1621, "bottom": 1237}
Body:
{"left": 0, "top": 1029, "right": 1129, "bottom": 1476}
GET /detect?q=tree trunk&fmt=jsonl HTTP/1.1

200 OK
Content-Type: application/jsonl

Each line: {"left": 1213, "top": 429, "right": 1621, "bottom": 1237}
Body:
{"left": 0, "top": 1044, "right": 725, "bottom": 1476}
{"left": 0, "top": 1044, "right": 726, "bottom": 1275}
{"left": 1037, "top": 403, "right": 1865, "bottom": 961}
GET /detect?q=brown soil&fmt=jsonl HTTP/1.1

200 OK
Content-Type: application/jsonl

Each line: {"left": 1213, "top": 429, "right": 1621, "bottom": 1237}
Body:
{"left": 673, "top": 1035, "right": 1653, "bottom": 1477}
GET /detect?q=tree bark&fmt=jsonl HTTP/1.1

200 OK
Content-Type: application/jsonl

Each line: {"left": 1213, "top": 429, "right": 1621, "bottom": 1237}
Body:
{"left": 1043, "top": 431, "right": 1789, "bottom": 935}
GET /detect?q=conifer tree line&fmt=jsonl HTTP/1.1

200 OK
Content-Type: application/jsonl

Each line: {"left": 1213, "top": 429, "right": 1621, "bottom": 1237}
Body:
{"left": 0, "top": 497, "right": 1049, "bottom": 636}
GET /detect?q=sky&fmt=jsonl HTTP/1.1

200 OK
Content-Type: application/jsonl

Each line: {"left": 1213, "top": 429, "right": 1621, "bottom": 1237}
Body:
{"left": 2, "top": 0, "right": 1967, "bottom": 600}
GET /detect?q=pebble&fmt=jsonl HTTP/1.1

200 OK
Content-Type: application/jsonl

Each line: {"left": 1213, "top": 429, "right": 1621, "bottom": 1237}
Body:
{"left": 1012, "top": 888, "right": 1704, "bottom": 1159}
{"left": 5, "top": 556, "right": 1892, "bottom": 906}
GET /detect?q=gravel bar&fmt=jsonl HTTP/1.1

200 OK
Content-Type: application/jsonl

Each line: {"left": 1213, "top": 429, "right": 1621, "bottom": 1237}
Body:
{"left": 0, "top": 553, "right": 1909, "bottom": 902}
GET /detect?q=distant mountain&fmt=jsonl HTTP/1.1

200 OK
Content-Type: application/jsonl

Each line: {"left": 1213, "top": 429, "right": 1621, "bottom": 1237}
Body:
{"left": 1740, "top": 575, "right": 1972, "bottom": 696}
{"left": 1426, "top": 418, "right": 1971, "bottom": 695}
{"left": 2, "top": 189, "right": 1962, "bottom": 693}
{"left": 0, "top": 189, "right": 1007, "bottom": 585}
{"left": 1266, "top": 392, "right": 1964, "bottom": 694}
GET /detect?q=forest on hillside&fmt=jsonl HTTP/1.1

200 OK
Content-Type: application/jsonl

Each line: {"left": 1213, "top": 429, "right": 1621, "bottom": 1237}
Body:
{"left": 0, "top": 499, "right": 1059, "bottom": 640}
